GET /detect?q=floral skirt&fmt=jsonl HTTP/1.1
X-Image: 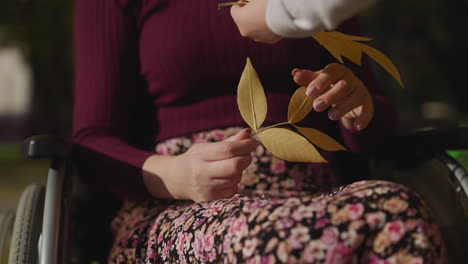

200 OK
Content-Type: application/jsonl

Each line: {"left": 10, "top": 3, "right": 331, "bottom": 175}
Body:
{"left": 108, "top": 127, "right": 446, "bottom": 263}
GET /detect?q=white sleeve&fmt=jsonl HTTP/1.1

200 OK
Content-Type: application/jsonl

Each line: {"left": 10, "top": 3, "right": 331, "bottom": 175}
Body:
{"left": 266, "top": 0, "right": 376, "bottom": 38}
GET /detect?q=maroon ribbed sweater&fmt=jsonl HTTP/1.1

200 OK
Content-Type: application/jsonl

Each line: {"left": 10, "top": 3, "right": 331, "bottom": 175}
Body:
{"left": 72, "top": 0, "right": 395, "bottom": 200}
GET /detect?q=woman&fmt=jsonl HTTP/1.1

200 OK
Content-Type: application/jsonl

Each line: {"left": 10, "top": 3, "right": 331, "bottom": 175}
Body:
{"left": 73, "top": 0, "right": 446, "bottom": 263}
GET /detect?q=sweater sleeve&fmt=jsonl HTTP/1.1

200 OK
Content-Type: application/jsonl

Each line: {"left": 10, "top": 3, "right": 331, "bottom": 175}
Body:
{"left": 73, "top": 0, "right": 153, "bottom": 200}
{"left": 266, "top": 0, "right": 376, "bottom": 38}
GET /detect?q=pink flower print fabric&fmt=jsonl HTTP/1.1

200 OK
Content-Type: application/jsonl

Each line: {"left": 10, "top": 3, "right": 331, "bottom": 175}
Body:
{"left": 108, "top": 127, "right": 447, "bottom": 263}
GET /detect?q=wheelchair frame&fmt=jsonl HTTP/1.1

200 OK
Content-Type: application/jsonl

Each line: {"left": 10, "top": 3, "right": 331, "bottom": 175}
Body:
{"left": 20, "top": 136, "right": 71, "bottom": 264}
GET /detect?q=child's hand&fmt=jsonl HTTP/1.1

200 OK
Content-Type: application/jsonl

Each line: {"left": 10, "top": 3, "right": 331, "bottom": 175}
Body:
{"left": 292, "top": 63, "right": 374, "bottom": 131}
{"left": 230, "top": 0, "right": 282, "bottom": 44}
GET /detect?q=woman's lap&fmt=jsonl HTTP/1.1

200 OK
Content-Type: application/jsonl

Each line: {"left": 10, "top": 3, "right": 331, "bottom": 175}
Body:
{"left": 107, "top": 128, "right": 446, "bottom": 263}
{"left": 108, "top": 180, "right": 446, "bottom": 263}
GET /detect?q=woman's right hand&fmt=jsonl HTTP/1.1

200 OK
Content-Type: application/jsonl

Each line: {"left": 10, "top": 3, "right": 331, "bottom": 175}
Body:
{"left": 142, "top": 128, "right": 259, "bottom": 202}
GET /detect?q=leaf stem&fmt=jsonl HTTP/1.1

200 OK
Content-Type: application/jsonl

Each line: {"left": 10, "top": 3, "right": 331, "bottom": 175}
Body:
{"left": 218, "top": 2, "right": 245, "bottom": 8}
{"left": 256, "top": 122, "right": 290, "bottom": 133}
{"left": 218, "top": 0, "right": 251, "bottom": 8}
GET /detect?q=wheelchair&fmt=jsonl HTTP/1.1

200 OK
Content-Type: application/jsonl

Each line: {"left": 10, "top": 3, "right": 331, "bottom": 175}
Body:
{"left": 1, "top": 125, "right": 468, "bottom": 264}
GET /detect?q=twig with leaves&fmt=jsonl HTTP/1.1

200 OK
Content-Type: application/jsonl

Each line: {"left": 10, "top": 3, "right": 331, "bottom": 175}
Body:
{"left": 223, "top": 0, "right": 404, "bottom": 162}
{"left": 238, "top": 58, "right": 346, "bottom": 163}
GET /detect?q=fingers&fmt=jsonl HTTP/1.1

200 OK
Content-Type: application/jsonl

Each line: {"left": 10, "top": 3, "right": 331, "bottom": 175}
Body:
{"left": 190, "top": 128, "right": 256, "bottom": 161}
{"left": 191, "top": 138, "right": 259, "bottom": 161}
{"left": 306, "top": 64, "right": 349, "bottom": 97}
{"left": 292, "top": 63, "right": 375, "bottom": 131}
{"left": 230, "top": 0, "right": 281, "bottom": 44}
{"left": 340, "top": 117, "right": 355, "bottom": 132}
{"left": 193, "top": 154, "right": 252, "bottom": 202}
{"left": 352, "top": 104, "right": 374, "bottom": 131}
{"left": 292, "top": 69, "right": 320, "bottom": 87}
{"left": 326, "top": 90, "right": 363, "bottom": 120}
{"left": 186, "top": 152, "right": 251, "bottom": 202}
{"left": 208, "top": 154, "right": 252, "bottom": 180}
{"left": 312, "top": 80, "right": 354, "bottom": 112}
{"left": 226, "top": 128, "right": 252, "bottom": 141}
{"left": 230, "top": 2, "right": 243, "bottom": 23}
{"left": 230, "top": 1, "right": 248, "bottom": 12}
{"left": 324, "top": 85, "right": 374, "bottom": 131}
{"left": 230, "top": 1, "right": 252, "bottom": 39}
{"left": 338, "top": 104, "right": 374, "bottom": 132}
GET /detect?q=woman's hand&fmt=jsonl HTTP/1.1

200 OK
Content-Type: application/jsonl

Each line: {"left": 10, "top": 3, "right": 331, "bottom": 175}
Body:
{"left": 143, "top": 129, "right": 259, "bottom": 202}
{"left": 292, "top": 63, "right": 374, "bottom": 131}
{"left": 230, "top": 0, "right": 282, "bottom": 44}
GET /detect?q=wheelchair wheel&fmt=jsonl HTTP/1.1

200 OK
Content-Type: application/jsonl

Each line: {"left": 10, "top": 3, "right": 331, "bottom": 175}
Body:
{"left": 8, "top": 184, "right": 45, "bottom": 264}
{"left": 0, "top": 210, "right": 15, "bottom": 263}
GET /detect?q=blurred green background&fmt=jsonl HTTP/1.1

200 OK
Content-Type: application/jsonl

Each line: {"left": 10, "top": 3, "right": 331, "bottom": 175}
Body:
{"left": 1, "top": 0, "right": 73, "bottom": 209}
{"left": 0, "top": 0, "right": 467, "bottom": 209}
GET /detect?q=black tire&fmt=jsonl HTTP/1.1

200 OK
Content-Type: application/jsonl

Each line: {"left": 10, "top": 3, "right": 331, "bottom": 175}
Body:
{"left": 0, "top": 209, "right": 15, "bottom": 263}
{"left": 8, "top": 185, "right": 45, "bottom": 264}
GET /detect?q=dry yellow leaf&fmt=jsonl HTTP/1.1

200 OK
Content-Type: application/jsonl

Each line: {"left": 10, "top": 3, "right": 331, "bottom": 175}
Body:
{"left": 237, "top": 57, "right": 268, "bottom": 132}
{"left": 258, "top": 128, "right": 327, "bottom": 163}
{"left": 235, "top": 57, "right": 345, "bottom": 163}
{"left": 354, "top": 42, "right": 404, "bottom": 87}
{"left": 312, "top": 31, "right": 403, "bottom": 87}
{"left": 313, "top": 33, "right": 346, "bottom": 64}
{"left": 294, "top": 125, "right": 347, "bottom": 151}
{"left": 287, "top": 87, "right": 315, "bottom": 123}
{"left": 218, "top": 1, "right": 403, "bottom": 85}
{"left": 313, "top": 32, "right": 364, "bottom": 65}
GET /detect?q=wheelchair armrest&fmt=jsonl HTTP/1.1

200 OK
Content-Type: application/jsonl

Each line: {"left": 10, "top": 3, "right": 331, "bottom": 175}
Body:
{"left": 377, "top": 126, "right": 468, "bottom": 170}
{"left": 395, "top": 126, "right": 468, "bottom": 151}
{"left": 22, "top": 135, "right": 69, "bottom": 160}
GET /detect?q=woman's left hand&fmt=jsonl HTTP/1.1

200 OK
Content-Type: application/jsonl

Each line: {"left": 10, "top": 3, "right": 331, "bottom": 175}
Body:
{"left": 292, "top": 63, "right": 374, "bottom": 132}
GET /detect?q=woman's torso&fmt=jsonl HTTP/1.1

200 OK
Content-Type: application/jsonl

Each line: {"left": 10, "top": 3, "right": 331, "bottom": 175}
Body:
{"left": 126, "top": 0, "right": 332, "bottom": 141}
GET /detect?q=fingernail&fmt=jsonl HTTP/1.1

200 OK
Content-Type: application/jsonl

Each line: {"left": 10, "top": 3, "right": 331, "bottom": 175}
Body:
{"left": 313, "top": 100, "right": 327, "bottom": 111}
{"left": 306, "top": 86, "right": 317, "bottom": 96}
{"left": 291, "top": 68, "right": 300, "bottom": 76}
{"left": 328, "top": 109, "right": 340, "bottom": 120}
{"left": 306, "top": 86, "right": 318, "bottom": 96}
{"left": 238, "top": 128, "right": 251, "bottom": 135}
